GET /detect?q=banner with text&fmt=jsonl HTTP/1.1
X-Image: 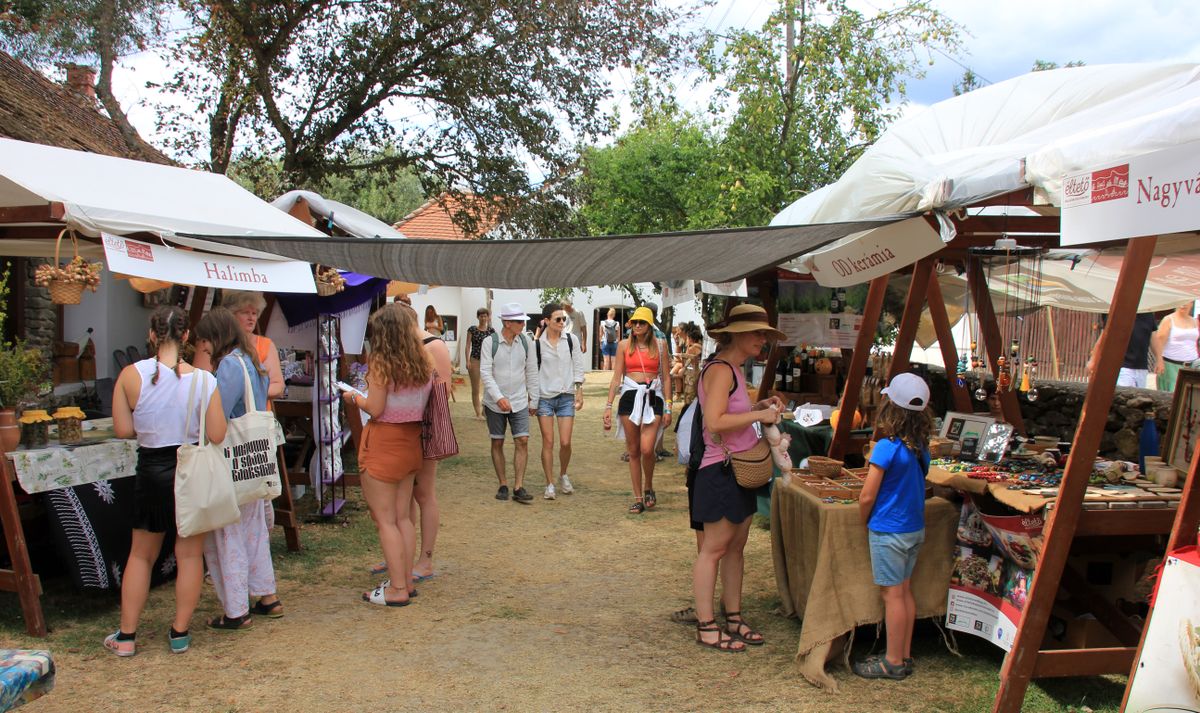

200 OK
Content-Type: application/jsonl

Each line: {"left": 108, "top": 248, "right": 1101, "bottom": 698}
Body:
{"left": 946, "top": 497, "right": 1044, "bottom": 651}
{"left": 804, "top": 217, "right": 942, "bottom": 287}
{"left": 102, "top": 233, "right": 317, "bottom": 293}
{"left": 1061, "top": 140, "right": 1200, "bottom": 245}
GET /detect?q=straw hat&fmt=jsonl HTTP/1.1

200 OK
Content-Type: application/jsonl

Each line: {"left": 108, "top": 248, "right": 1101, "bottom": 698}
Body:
{"left": 707, "top": 303, "right": 785, "bottom": 340}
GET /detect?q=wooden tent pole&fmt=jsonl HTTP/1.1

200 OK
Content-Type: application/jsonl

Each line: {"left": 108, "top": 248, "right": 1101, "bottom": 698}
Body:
{"left": 967, "top": 260, "right": 1027, "bottom": 434}
{"left": 885, "top": 258, "right": 935, "bottom": 379}
{"left": 927, "top": 273, "right": 973, "bottom": 413}
{"left": 829, "top": 274, "right": 887, "bottom": 459}
{"left": 993, "top": 234, "right": 1157, "bottom": 713}
{"left": 1045, "top": 308, "right": 1060, "bottom": 380}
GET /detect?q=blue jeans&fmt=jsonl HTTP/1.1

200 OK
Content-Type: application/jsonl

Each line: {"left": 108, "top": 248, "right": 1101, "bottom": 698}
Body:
{"left": 868, "top": 528, "right": 925, "bottom": 586}
{"left": 537, "top": 393, "right": 575, "bottom": 417}
{"left": 600, "top": 341, "right": 617, "bottom": 357}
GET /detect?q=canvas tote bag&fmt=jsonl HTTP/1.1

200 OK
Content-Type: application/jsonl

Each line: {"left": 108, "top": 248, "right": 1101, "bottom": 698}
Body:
{"left": 175, "top": 370, "right": 240, "bottom": 537}
{"left": 224, "top": 357, "right": 283, "bottom": 505}
{"left": 421, "top": 372, "right": 458, "bottom": 461}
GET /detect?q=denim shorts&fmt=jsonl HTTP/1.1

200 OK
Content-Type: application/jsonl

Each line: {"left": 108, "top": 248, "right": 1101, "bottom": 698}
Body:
{"left": 485, "top": 406, "right": 530, "bottom": 440}
{"left": 537, "top": 393, "right": 576, "bottom": 418}
{"left": 600, "top": 341, "right": 617, "bottom": 357}
{"left": 868, "top": 528, "right": 925, "bottom": 586}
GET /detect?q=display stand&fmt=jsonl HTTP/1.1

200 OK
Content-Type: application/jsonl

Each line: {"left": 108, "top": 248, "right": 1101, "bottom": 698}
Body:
{"left": 312, "top": 314, "right": 349, "bottom": 518}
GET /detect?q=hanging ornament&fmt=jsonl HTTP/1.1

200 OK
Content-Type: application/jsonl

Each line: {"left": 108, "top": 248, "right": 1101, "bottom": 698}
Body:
{"left": 997, "top": 355, "right": 1011, "bottom": 391}
{"left": 1026, "top": 387, "right": 1039, "bottom": 402}
{"left": 956, "top": 355, "right": 968, "bottom": 388}
{"left": 1019, "top": 359, "right": 1031, "bottom": 392}
{"left": 975, "top": 385, "right": 989, "bottom": 401}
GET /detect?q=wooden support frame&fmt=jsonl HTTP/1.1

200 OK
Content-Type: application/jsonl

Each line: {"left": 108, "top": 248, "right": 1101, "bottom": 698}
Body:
{"left": 0, "top": 457, "right": 45, "bottom": 636}
{"left": 829, "top": 274, "right": 888, "bottom": 460}
{"left": 992, "top": 235, "right": 1158, "bottom": 713}
{"left": 927, "top": 274, "right": 974, "bottom": 414}
{"left": 967, "top": 260, "right": 1027, "bottom": 434}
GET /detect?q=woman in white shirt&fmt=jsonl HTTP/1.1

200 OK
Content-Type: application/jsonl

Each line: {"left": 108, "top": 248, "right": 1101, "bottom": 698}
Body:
{"left": 104, "top": 306, "right": 227, "bottom": 657}
{"left": 1155, "top": 304, "right": 1200, "bottom": 391}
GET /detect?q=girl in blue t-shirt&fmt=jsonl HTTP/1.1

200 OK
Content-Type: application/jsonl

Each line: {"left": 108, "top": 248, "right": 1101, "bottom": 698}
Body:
{"left": 854, "top": 372, "right": 932, "bottom": 680}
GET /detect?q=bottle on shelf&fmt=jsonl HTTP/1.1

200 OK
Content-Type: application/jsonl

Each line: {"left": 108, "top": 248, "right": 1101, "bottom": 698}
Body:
{"left": 791, "top": 348, "right": 803, "bottom": 387}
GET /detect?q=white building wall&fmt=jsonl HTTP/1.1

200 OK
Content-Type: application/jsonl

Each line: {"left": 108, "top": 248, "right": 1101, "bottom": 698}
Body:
{"left": 62, "top": 269, "right": 154, "bottom": 380}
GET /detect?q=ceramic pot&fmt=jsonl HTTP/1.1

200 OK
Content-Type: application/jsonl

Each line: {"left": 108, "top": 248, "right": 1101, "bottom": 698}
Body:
{"left": 0, "top": 409, "right": 20, "bottom": 453}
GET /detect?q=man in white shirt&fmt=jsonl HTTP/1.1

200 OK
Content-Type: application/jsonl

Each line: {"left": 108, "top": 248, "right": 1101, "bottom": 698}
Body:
{"left": 536, "top": 303, "right": 586, "bottom": 500}
{"left": 563, "top": 299, "right": 588, "bottom": 359}
{"left": 480, "top": 302, "right": 540, "bottom": 503}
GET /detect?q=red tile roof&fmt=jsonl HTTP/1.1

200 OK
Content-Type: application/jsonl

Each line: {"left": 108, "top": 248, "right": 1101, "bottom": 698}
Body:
{"left": 0, "top": 50, "right": 172, "bottom": 164}
{"left": 392, "top": 193, "right": 502, "bottom": 240}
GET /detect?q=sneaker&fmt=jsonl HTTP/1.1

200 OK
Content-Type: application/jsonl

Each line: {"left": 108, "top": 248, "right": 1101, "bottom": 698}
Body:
{"left": 512, "top": 487, "right": 533, "bottom": 503}
{"left": 495, "top": 485, "right": 509, "bottom": 501}
{"left": 559, "top": 474, "right": 574, "bottom": 494}
{"left": 544, "top": 484, "right": 556, "bottom": 500}
{"left": 169, "top": 630, "right": 192, "bottom": 654}
{"left": 103, "top": 631, "right": 136, "bottom": 657}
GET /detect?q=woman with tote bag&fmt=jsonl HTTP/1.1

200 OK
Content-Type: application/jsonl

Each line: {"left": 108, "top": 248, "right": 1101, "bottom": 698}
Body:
{"left": 194, "top": 307, "right": 284, "bottom": 630}
{"left": 105, "top": 306, "right": 227, "bottom": 657}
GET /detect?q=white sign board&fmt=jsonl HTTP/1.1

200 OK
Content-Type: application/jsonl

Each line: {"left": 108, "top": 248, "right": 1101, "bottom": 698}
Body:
{"left": 661, "top": 280, "right": 695, "bottom": 309}
{"left": 1061, "top": 141, "right": 1200, "bottom": 245}
{"left": 102, "top": 233, "right": 316, "bottom": 293}
{"left": 805, "top": 217, "right": 943, "bottom": 287}
{"left": 776, "top": 312, "right": 863, "bottom": 348}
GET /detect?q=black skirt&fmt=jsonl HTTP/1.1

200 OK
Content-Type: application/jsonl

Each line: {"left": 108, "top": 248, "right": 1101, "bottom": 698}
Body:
{"left": 617, "top": 388, "right": 663, "bottom": 417}
{"left": 132, "top": 445, "right": 181, "bottom": 533}
{"left": 691, "top": 460, "right": 757, "bottom": 526}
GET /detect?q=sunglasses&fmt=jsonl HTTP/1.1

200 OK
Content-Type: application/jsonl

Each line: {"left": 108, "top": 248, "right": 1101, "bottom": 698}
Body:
{"left": 630, "top": 320, "right": 648, "bottom": 326}
{"left": 552, "top": 316, "right": 567, "bottom": 323}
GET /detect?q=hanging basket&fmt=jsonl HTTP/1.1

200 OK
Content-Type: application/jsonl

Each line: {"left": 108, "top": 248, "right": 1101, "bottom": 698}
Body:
{"left": 48, "top": 279, "right": 85, "bottom": 305}
{"left": 314, "top": 265, "right": 345, "bottom": 296}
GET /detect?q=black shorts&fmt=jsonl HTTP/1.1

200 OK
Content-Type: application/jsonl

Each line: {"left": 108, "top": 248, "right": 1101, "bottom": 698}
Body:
{"left": 617, "top": 388, "right": 663, "bottom": 417}
{"left": 686, "top": 467, "right": 703, "bottom": 531}
{"left": 691, "top": 460, "right": 757, "bottom": 527}
{"left": 132, "top": 445, "right": 181, "bottom": 533}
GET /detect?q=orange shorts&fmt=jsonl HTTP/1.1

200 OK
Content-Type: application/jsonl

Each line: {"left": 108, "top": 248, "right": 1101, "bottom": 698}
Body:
{"left": 358, "top": 421, "right": 423, "bottom": 482}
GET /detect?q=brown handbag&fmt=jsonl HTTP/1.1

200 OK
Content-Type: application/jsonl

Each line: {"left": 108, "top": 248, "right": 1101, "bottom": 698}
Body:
{"left": 721, "top": 437, "right": 773, "bottom": 489}
{"left": 421, "top": 376, "right": 458, "bottom": 461}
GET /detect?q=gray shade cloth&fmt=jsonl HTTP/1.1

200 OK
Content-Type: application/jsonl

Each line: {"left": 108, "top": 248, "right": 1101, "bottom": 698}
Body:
{"left": 198, "top": 218, "right": 901, "bottom": 289}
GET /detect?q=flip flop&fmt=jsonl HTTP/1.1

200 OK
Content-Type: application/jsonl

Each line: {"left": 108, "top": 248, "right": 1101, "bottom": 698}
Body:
{"left": 362, "top": 585, "right": 410, "bottom": 607}
{"left": 369, "top": 562, "right": 388, "bottom": 576}
{"left": 208, "top": 614, "right": 253, "bottom": 630}
{"left": 411, "top": 571, "right": 436, "bottom": 582}
{"left": 380, "top": 580, "right": 418, "bottom": 597}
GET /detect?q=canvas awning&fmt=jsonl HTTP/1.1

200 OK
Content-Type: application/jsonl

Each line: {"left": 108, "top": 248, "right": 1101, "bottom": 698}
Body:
{"left": 199, "top": 216, "right": 915, "bottom": 289}
{"left": 0, "top": 137, "right": 322, "bottom": 291}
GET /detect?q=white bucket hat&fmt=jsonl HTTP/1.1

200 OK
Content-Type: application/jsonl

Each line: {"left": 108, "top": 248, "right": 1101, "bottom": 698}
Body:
{"left": 880, "top": 372, "right": 930, "bottom": 411}
{"left": 499, "top": 302, "right": 529, "bottom": 321}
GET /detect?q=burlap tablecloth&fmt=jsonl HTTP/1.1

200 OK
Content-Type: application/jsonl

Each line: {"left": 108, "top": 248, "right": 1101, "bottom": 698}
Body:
{"left": 770, "top": 479, "right": 958, "bottom": 690}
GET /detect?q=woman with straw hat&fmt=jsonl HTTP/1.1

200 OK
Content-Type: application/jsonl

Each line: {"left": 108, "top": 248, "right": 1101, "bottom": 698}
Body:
{"left": 602, "top": 306, "right": 672, "bottom": 513}
{"left": 690, "top": 303, "right": 784, "bottom": 652}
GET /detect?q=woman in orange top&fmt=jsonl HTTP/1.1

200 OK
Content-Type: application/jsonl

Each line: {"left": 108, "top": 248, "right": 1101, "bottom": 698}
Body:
{"left": 602, "top": 306, "right": 671, "bottom": 513}
{"left": 223, "top": 291, "right": 285, "bottom": 405}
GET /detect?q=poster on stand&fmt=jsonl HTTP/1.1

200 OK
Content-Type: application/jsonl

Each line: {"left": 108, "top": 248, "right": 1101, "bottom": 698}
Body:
{"left": 661, "top": 280, "right": 695, "bottom": 309}
{"left": 946, "top": 498, "right": 1045, "bottom": 651}
{"left": 1125, "top": 548, "right": 1200, "bottom": 712}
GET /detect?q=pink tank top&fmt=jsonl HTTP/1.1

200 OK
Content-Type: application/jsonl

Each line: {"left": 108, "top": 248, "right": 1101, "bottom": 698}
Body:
{"left": 377, "top": 378, "right": 433, "bottom": 424}
{"left": 698, "top": 360, "right": 760, "bottom": 469}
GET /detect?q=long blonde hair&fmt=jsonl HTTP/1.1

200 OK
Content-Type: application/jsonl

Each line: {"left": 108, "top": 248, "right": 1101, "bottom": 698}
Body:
{"left": 367, "top": 304, "right": 431, "bottom": 388}
{"left": 626, "top": 323, "right": 658, "bottom": 357}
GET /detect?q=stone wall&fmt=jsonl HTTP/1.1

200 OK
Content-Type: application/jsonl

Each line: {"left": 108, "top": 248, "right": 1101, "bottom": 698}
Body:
{"left": 23, "top": 258, "right": 56, "bottom": 352}
{"left": 922, "top": 366, "right": 1171, "bottom": 461}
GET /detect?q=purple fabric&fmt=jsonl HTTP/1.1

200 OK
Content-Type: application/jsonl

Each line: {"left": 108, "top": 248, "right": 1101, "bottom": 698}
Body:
{"left": 275, "top": 274, "right": 387, "bottom": 326}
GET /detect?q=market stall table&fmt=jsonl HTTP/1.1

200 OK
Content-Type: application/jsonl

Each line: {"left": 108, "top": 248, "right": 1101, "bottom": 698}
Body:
{"left": 770, "top": 477, "right": 958, "bottom": 690}
{"left": 0, "top": 650, "right": 53, "bottom": 711}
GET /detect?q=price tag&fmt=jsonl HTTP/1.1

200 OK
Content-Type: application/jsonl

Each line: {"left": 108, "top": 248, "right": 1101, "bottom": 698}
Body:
{"left": 796, "top": 408, "right": 823, "bottom": 427}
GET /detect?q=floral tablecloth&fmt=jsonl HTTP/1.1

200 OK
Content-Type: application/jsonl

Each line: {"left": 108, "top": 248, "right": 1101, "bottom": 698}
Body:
{"left": 9, "top": 438, "right": 138, "bottom": 494}
{"left": 0, "top": 650, "right": 54, "bottom": 711}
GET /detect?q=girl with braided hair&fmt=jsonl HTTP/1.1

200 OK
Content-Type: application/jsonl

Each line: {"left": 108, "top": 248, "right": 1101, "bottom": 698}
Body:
{"left": 104, "top": 306, "right": 228, "bottom": 657}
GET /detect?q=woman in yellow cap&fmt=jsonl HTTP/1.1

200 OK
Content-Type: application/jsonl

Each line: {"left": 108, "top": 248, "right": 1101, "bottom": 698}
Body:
{"left": 602, "top": 306, "right": 672, "bottom": 513}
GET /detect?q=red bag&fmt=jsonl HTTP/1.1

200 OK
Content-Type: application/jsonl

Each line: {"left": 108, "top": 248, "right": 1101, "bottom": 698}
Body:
{"left": 422, "top": 378, "right": 458, "bottom": 460}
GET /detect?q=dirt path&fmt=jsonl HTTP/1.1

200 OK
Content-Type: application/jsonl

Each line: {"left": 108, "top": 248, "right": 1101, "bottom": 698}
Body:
{"left": 13, "top": 372, "right": 1103, "bottom": 712}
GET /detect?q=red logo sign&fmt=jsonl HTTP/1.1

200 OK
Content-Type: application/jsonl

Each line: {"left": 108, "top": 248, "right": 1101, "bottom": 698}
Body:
{"left": 126, "top": 241, "right": 154, "bottom": 262}
{"left": 1090, "top": 164, "right": 1129, "bottom": 204}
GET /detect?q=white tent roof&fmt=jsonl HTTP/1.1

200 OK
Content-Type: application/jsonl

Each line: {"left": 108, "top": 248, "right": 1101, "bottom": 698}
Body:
{"left": 0, "top": 137, "right": 325, "bottom": 244}
{"left": 272, "top": 190, "right": 406, "bottom": 239}
{"left": 772, "top": 63, "right": 1200, "bottom": 279}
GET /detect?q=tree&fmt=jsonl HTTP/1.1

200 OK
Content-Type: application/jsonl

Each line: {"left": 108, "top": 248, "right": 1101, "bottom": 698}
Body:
{"left": 152, "top": 1, "right": 688, "bottom": 223}
{"left": 952, "top": 68, "right": 982, "bottom": 96}
{"left": 1032, "top": 59, "right": 1085, "bottom": 71}
{"left": 0, "top": 0, "right": 172, "bottom": 159}
{"left": 698, "top": 0, "right": 961, "bottom": 227}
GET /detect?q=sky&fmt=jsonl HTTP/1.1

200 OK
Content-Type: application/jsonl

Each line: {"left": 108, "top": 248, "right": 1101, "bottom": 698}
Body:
{"left": 106, "top": 0, "right": 1200, "bottom": 173}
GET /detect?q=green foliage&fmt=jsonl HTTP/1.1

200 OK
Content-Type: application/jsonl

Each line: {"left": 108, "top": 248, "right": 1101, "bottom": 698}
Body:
{"left": 0, "top": 0, "right": 169, "bottom": 69}
{"left": 953, "top": 69, "right": 983, "bottom": 96}
{"left": 1032, "top": 59, "right": 1086, "bottom": 72}
{"left": 0, "top": 340, "right": 47, "bottom": 408}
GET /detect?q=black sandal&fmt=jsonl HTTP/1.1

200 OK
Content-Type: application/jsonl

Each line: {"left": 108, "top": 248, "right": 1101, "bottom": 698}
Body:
{"left": 628, "top": 499, "right": 645, "bottom": 514}
{"left": 207, "top": 614, "right": 253, "bottom": 631}
{"left": 723, "top": 612, "right": 764, "bottom": 645}
{"left": 250, "top": 599, "right": 284, "bottom": 618}
{"left": 696, "top": 619, "right": 745, "bottom": 652}
{"left": 644, "top": 489, "right": 657, "bottom": 509}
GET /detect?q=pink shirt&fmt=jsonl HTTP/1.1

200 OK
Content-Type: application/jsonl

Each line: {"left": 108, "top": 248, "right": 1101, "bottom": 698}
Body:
{"left": 698, "top": 360, "right": 760, "bottom": 469}
{"left": 377, "top": 378, "right": 433, "bottom": 424}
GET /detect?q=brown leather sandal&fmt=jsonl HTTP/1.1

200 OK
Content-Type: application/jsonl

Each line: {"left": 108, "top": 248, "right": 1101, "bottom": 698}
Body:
{"left": 696, "top": 619, "right": 745, "bottom": 652}
{"left": 723, "top": 612, "right": 764, "bottom": 645}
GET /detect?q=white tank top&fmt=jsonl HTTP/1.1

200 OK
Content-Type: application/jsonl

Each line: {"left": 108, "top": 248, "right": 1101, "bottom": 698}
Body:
{"left": 131, "top": 358, "right": 215, "bottom": 447}
{"left": 1164, "top": 321, "right": 1200, "bottom": 362}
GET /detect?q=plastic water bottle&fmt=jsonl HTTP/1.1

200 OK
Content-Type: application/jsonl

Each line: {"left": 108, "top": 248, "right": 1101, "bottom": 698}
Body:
{"left": 1139, "top": 412, "right": 1160, "bottom": 477}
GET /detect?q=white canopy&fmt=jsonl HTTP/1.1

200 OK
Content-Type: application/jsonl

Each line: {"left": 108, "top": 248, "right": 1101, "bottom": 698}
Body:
{"left": 272, "top": 190, "right": 406, "bottom": 239}
{"left": 772, "top": 63, "right": 1200, "bottom": 282}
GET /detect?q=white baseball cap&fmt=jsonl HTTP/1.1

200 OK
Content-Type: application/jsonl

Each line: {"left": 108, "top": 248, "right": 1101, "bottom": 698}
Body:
{"left": 881, "top": 372, "right": 930, "bottom": 411}
{"left": 499, "top": 302, "right": 528, "bottom": 321}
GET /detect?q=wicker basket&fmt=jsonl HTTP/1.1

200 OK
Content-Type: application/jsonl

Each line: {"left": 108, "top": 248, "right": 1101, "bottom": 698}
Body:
{"left": 807, "top": 455, "right": 844, "bottom": 478}
{"left": 315, "top": 280, "right": 340, "bottom": 297}
{"left": 48, "top": 279, "right": 84, "bottom": 305}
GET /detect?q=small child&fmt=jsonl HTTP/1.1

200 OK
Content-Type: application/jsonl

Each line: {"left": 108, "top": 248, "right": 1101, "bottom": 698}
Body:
{"left": 853, "top": 372, "right": 933, "bottom": 680}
